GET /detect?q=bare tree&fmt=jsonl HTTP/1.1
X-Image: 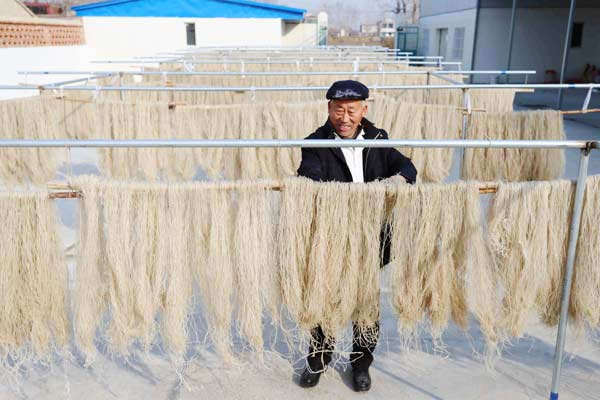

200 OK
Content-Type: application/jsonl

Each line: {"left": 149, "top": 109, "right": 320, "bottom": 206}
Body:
{"left": 391, "top": 0, "right": 407, "bottom": 14}
{"left": 378, "top": 0, "right": 419, "bottom": 24}
{"left": 317, "top": 1, "right": 359, "bottom": 32}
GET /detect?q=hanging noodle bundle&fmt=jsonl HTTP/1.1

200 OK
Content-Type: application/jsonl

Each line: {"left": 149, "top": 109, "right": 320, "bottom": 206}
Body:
{"left": 392, "top": 84, "right": 516, "bottom": 113}
{"left": 76, "top": 179, "right": 163, "bottom": 357}
{"left": 232, "top": 182, "right": 280, "bottom": 355}
{"left": 75, "top": 177, "right": 195, "bottom": 360}
{"left": 74, "top": 177, "right": 283, "bottom": 362}
{"left": 571, "top": 175, "right": 600, "bottom": 329}
{"left": 194, "top": 184, "right": 236, "bottom": 360}
{"left": 484, "top": 176, "right": 600, "bottom": 337}
{"left": 174, "top": 103, "right": 244, "bottom": 179}
{"left": 387, "top": 181, "right": 498, "bottom": 347}
{"left": 1, "top": 94, "right": 464, "bottom": 183}
{"left": 0, "top": 192, "right": 68, "bottom": 369}
{"left": 462, "top": 110, "right": 565, "bottom": 182}
{"left": 0, "top": 97, "right": 64, "bottom": 185}
{"left": 278, "top": 178, "right": 387, "bottom": 343}
{"left": 381, "top": 100, "right": 462, "bottom": 182}
{"left": 175, "top": 101, "right": 326, "bottom": 180}
{"left": 94, "top": 101, "right": 197, "bottom": 180}
{"left": 5, "top": 174, "right": 596, "bottom": 366}
{"left": 486, "top": 180, "right": 577, "bottom": 336}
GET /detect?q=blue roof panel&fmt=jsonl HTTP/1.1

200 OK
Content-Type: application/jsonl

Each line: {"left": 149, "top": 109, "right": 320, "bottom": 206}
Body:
{"left": 72, "top": 0, "right": 306, "bottom": 19}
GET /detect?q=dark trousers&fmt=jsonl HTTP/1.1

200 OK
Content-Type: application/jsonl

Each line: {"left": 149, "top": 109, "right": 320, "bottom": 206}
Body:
{"left": 305, "top": 225, "right": 388, "bottom": 373}
{"left": 306, "top": 322, "right": 379, "bottom": 372}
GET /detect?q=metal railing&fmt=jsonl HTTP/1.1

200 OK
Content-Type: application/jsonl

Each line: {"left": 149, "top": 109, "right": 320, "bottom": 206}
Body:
{"left": 17, "top": 70, "right": 536, "bottom": 78}
{"left": 2, "top": 83, "right": 598, "bottom": 92}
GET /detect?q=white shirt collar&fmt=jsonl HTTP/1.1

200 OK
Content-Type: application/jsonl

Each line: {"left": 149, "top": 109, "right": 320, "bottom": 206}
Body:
{"left": 333, "top": 129, "right": 365, "bottom": 140}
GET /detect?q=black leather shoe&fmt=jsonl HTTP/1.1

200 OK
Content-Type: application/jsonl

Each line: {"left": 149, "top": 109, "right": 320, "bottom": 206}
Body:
{"left": 352, "top": 369, "right": 371, "bottom": 392}
{"left": 299, "top": 368, "right": 322, "bottom": 388}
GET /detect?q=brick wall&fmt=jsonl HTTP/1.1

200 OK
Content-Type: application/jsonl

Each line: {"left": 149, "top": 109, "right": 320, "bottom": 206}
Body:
{"left": 0, "top": 19, "right": 85, "bottom": 47}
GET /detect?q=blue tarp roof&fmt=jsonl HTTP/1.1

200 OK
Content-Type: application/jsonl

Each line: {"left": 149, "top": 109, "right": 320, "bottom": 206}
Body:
{"left": 72, "top": 0, "right": 306, "bottom": 20}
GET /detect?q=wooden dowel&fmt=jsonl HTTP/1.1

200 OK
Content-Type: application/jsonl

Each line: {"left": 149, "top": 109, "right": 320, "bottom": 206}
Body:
{"left": 47, "top": 182, "right": 499, "bottom": 199}
{"left": 49, "top": 192, "right": 81, "bottom": 199}
{"left": 560, "top": 108, "right": 600, "bottom": 115}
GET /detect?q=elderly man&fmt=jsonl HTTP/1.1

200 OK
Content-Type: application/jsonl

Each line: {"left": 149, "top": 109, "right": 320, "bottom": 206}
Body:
{"left": 297, "top": 80, "right": 417, "bottom": 392}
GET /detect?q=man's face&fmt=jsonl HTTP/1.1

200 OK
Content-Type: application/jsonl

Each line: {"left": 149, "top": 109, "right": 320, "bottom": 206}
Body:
{"left": 328, "top": 99, "right": 368, "bottom": 139}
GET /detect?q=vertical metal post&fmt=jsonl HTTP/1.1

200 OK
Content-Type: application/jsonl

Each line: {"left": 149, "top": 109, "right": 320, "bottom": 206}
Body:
{"left": 549, "top": 144, "right": 591, "bottom": 400}
{"left": 470, "top": 0, "right": 482, "bottom": 83}
{"left": 168, "top": 104, "right": 177, "bottom": 139}
{"left": 557, "top": 0, "right": 577, "bottom": 109}
{"left": 459, "top": 88, "right": 470, "bottom": 178}
{"left": 118, "top": 72, "right": 124, "bottom": 101}
{"left": 426, "top": 71, "right": 431, "bottom": 103}
{"left": 506, "top": 0, "right": 517, "bottom": 84}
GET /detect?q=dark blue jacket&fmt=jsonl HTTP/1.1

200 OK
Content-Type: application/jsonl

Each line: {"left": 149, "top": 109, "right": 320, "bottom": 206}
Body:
{"left": 297, "top": 118, "right": 417, "bottom": 267}
{"left": 297, "top": 118, "right": 417, "bottom": 184}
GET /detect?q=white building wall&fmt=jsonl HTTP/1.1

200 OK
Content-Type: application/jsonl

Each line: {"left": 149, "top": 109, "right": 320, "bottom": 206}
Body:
{"left": 82, "top": 17, "right": 283, "bottom": 59}
{"left": 421, "top": 0, "right": 477, "bottom": 18}
{"left": 419, "top": 9, "right": 477, "bottom": 70}
{"left": 474, "top": 8, "right": 600, "bottom": 83}
{"left": 282, "top": 22, "right": 317, "bottom": 46}
{"left": 0, "top": 45, "right": 99, "bottom": 100}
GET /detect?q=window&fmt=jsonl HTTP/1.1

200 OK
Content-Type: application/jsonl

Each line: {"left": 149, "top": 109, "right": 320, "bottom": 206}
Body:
{"left": 571, "top": 22, "right": 583, "bottom": 48}
{"left": 186, "top": 23, "right": 196, "bottom": 46}
{"left": 421, "top": 29, "right": 429, "bottom": 55}
{"left": 452, "top": 27, "right": 465, "bottom": 60}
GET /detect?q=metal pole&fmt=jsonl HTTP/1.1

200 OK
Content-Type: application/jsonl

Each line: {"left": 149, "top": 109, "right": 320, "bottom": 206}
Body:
{"left": 459, "top": 89, "right": 471, "bottom": 177}
{"left": 549, "top": 143, "right": 592, "bottom": 400}
{"left": 3, "top": 83, "right": 599, "bottom": 92}
{"left": 506, "top": 0, "right": 518, "bottom": 84}
{"left": 557, "top": 0, "right": 577, "bottom": 109}
{"left": 0, "top": 139, "right": 592, "bottom": 149}
{"left": 40, "top": 73, "right": 112, "bottom": 87}
{"left": 431, "top": 72, "right": 463, "bottom": 85}
{"left": 426, "top": 72, "right": 431, "bottom": 103}
{"left": 470, "top": 0, "right": 482, "bottom": 83}
{"left": 17, "top": 70, "right": 538, "bottom": 77}
{"left": 91, "top": 59, "right": 462, "bottom": 66}
{"left": 118, "top": 72, "right": 124, "bottom": 101}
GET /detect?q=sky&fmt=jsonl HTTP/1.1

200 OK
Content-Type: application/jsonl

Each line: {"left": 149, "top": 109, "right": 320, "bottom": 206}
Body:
{"left": 261, "top": 0, "right": 404, "bottom": 29}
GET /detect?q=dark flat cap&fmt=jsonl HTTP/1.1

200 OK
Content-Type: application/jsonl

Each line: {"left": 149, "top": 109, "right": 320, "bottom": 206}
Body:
{"left": 326, "top": 80, "right": 369, "bottom": 100}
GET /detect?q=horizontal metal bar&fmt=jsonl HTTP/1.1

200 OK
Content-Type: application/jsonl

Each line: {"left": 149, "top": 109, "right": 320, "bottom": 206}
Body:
{"left": 0, "top": 139, "right": 595, "bottom": 149}
{"left": 163, "top": 49, "right": 409, "bottom": 54}
{"left": 172, "top": 45, "right": 392, "bottom": 49}
{"left": 431, "top": 72, "right": 463, "bottom": 85}
{"left": 18, "top": 70, "right": 536, "bottom": 77}
{"left": 41, "top": 73, "right": 114, "bottom": 87}
{"left": 167, "top": 47, "right": 398, "bottom": 52}
{"left": 162, "top": 49, "right": 400, "bottom": 52}
{"left": 139, "top": 55, "right": 445, "bottom": 61}
{"left": 2, "top": 83, "right": 598, "bottom": 92}
{"left": 90, "top": 60, "right": 462, "bottom": 66}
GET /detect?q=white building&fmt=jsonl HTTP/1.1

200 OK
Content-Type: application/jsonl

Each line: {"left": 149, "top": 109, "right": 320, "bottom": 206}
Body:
{"left": 72, "top": 0, "right": 312, "bottom": 58}
{"left": 378, "top": 17, "right": 395, "bottom": 38}
{"left": 419, "top": 0, "right": 600, "bottom": 83}
{"left": 360, "top": 24, "right": 378, "bottom": 36}
{"left": 0, "top": 0, "right": 90, "bottom": 100}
